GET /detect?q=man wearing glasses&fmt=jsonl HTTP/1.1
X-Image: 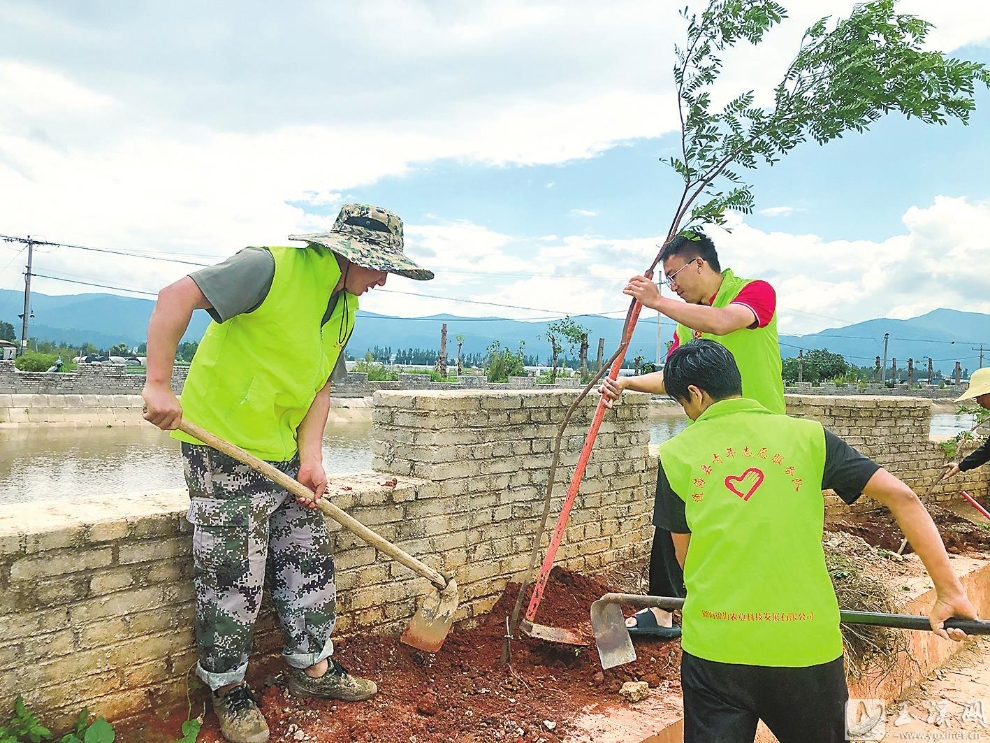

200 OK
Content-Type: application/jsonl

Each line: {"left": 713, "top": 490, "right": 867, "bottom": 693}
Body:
{"left": 599, "top": 231, "right": 784, "bottom": 638}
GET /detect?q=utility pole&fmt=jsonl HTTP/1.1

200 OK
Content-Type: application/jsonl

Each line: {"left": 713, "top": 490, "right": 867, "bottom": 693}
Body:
{"left": 19, "top": 235, "right": 35, "bottom": 356}
{"left": 974, "top": 345, "right": 986, "bottom": 369}
{"left": 881, "top": 332, "right": 889, "bottom": 385}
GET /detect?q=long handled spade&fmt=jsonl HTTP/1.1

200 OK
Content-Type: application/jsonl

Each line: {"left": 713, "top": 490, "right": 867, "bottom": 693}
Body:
{"left": 513, "top": 299, "right": 649, "bottom": 647}
{"left": 590, "top": 593, "right": 990, "bottom": 670}
{"left": 177, "top": 419, "right": 459, "bottom": 653}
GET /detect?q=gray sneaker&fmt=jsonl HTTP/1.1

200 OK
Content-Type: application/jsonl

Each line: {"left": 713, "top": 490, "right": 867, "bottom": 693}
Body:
{"left": 287, "top": 660, "right": 378, "bottom": 701}
{"left": 213, "top": 684, "right": 269, "bottom": 743}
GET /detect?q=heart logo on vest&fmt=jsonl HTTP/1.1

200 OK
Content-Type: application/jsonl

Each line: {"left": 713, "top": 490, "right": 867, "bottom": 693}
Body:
{"left": 724, "top": 468, "right": 765, "bottom": 502}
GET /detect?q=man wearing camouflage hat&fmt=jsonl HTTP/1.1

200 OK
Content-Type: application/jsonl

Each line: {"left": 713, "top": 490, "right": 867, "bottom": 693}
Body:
{"left": 142, "top": 204, "right": 432, "bottom": 743}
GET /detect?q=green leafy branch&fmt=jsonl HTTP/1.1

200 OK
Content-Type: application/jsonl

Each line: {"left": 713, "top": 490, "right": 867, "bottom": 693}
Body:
{"left": 939, "top": 404, "right": 990, "bottom": 461}
{"left": 661, "top": 0, "right": 990, "bottom": 243}
{"left": 0, "top": 698, "right": 114, "bottom": 743}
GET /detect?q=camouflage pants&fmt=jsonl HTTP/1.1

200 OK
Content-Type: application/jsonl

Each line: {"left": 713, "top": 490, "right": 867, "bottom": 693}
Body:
{"left": 182, "top": 443, "right": 337, "bottom": 690}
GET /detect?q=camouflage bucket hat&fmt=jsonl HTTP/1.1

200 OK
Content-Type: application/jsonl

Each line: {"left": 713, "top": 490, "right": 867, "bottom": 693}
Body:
{"left": 288, "top": 204, "right": 433, "bottom": 281}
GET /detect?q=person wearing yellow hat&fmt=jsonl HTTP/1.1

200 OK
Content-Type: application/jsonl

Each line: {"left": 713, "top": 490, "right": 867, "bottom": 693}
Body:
{"left": 942, "top": 367, "right": 990, "bottom": 480}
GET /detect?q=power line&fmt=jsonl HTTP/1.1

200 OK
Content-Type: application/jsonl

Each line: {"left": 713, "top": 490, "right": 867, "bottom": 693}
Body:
{"left": 0, "top": 233, "right": 216, "bottom": 267}
{"left": 30, "top": 272, "right": 159, "bottom": 298}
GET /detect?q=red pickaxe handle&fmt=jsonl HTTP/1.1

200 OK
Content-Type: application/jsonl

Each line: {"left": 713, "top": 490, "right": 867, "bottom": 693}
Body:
{"left": 961, "top": 491, "right": 990, "bottom": 521}
{"left": 524, "top": 296, "right": 650, "bottom": 624}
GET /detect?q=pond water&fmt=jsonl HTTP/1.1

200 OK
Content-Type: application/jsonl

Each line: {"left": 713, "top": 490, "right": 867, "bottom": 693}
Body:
{"left": 0, "top": 412, "right": 975, "bottom": 505}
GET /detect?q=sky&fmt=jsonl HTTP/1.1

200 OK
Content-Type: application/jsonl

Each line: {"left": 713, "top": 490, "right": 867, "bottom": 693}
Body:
{"left": 0, "top": 0, "right": 989, "bottom": 337}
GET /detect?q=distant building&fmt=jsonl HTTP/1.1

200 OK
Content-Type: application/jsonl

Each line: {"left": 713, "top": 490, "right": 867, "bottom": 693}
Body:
{"left": 0, "top": 340, "right": 16, "bottom": 361}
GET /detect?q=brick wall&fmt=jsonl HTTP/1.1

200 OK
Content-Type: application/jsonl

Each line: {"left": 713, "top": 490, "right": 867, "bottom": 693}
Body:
{"left": 785, "top": 381, "right": 965, "bottom": 400}
{"left": 0, "top": 394, "right": 145, "bottom": 428}
{"left": 0, "top": 363, "right": 187, "bottom": 396}
{"left": 1, "top": 391, "right": 986, "bottom": 729}
{"left": 0, "top": 389, "right": 656, "bottom": 729}
{"left": 785, "top": 394, "right": 989, "bottom": 515}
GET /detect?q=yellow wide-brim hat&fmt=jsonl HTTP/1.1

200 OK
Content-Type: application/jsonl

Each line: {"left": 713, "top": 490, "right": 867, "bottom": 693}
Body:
{"left": 956, "top": 367, "right": 990, "bottom": 402}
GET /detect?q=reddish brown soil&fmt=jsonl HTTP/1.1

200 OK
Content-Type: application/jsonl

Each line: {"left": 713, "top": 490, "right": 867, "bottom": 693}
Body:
{"left": 830, "top": 498, "right": 990, "bottom": 555}
{"left": 121, "top": 568, "right": 680, "bottom": 742}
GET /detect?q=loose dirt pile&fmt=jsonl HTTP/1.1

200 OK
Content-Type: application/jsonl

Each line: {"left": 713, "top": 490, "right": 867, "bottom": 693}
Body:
{"left": 126, "top": 568, "right": 680, "bottom": 743}
{"left": 830, "top": 498, "right": 990, "bottom": 555}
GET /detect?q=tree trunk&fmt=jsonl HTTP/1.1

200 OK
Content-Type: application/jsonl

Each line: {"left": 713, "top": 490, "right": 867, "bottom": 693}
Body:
{"left": 456, "top": 340, "right": 463, "bottom": 376}
{"left": 435, "top": 323, "right": 448, "bottom": 379}
{"left": 595, "top": 338, "right": 605, "bottom": 373}
{"left": 579, "top": 334, "right": 589, "bottom": 381}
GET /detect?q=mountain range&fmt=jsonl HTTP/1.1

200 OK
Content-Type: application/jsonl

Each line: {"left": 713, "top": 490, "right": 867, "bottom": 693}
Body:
{"left": 1, "top": 289, "right": 987, "bottom": 373}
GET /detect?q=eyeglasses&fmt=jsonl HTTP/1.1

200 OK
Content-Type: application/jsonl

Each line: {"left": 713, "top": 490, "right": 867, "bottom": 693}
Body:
{"left": 662, "top": 259, "right": 697, "bottom": 289}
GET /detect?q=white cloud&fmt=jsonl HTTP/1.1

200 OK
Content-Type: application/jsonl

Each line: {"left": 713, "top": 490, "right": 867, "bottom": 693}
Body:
{"left": 0, "top": 0, "right": 986, "bottom": 331}
{"left": 711, "top": 196, "right": 990, "bottom": 334}
{"left": 361, "top": 197, "right": 990, "bottom": 332}
{"left": 759, "top": 206, "right": 798, "bottom": 217}
{"left": 570, "top": 209, "right": 598, "bottom": 218}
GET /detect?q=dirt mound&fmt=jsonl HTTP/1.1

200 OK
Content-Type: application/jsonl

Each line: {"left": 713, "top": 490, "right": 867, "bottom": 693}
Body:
{"left": 830, "top": 498, "right": 990, "bottom": 555}
{"left": 127, "top": 567, "right": 680, "bottom": 742}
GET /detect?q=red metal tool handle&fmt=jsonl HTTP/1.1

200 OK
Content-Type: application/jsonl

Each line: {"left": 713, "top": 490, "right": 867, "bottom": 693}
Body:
{"left": 524, "top": 298, "right": 649, "bottom": 624}
{"left": 961, "top": 491, "right": 990, "bottom": 521}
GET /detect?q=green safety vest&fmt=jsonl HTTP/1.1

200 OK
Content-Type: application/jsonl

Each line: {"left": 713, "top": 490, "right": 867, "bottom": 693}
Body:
{"left": 173, "top": 246, "right": 358, "bottom": 461}
{"left": 659, "top": 397, "right": 842, "bottom": 667}
{"left": 674, "top": 269, "right": 785, "bottom": 414}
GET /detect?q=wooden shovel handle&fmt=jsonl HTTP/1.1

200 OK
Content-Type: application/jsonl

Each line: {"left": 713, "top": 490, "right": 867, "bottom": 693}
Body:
{"left": 177, "top": 419, "right": 448, "bottom": 591}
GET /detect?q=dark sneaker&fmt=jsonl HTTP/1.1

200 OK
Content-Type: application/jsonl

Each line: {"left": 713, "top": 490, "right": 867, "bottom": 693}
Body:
{"left": 287, "top": 660, "right": 378, "bottom": 701}
{"left": 214, "top": 684, "right": 269, "bottom": 743}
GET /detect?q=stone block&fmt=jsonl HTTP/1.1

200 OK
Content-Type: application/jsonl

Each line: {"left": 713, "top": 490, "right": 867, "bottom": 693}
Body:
{"left": 11, "top": 547, "right": 112, "bottom": 581}
{"left": 118, "top": 537, "right": 189, "bottom": 565}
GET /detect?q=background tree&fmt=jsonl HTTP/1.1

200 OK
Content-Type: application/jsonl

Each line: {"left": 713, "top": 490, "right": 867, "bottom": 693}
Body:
{"left": 485, "top": 340, "right": 526, "bottom": 383}
{"left": 455, "top": 333, "right": 465, "bottom": 376}
{"left": 176, "top": 341, "right": 199, "bottom": 363}
{"left": 434, "top": 323, "right": 448, "bottom": 379}
{"left": 781, "top": 348, "right": 850, "bottom": 384}
{"left": 0, "top": 321, "right": 14, "bottom": 342}
{"left": 546, "top": 316, "right": 590, "bottom": 383}
{"left": 515, "top": 0, "right": 990, "bottom": 637}
{"left": 14, "top": 352, "right": 57, "bottom": 372}
{"left": 108, "top": 343, "right": 131, "bottom": 356}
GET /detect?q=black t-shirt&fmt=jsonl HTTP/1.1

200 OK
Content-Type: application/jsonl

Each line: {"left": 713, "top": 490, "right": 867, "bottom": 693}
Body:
{"left": 655, "top": 429, "right": 881, "bottom": 533}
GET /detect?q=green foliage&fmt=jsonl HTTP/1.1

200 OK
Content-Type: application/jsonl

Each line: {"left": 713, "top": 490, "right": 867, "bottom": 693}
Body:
{"left": 0, "top": 321, "right": 15, "bottom": 343}
{"left": 59, "top": 712, "right": 114, "bottom": 743}
{"left": 662, "top": 0, "right": 989, "bottom": 236}
{"left": 546, "top": 316, "right": 590, "bottom": 382}
{"left": 173, "top": 719, "right": 200, "bottom": 743}
{"left": 13, "top": 352, "right": 57, "bottom": 373}
{"left": 175, "top": 341, "right": 199, "bottom": 364}
{"left": 485, "top": 340, "right": 526, "bottom": 383}
{"left": 0, "top": 696, "right": 52, "bottom": 743}
{"left": 403, "top": 369, "right": 456, "bottom": 382}
{"left": 0, "top": 699, "right": 116, "bottom": 743}
{"left": 108, "top": 343, "right": 130, "bottom": 357}
{"left": 353, "top": 359, "right": 398, "bottom": 381}
{"left": 781, "top": 348, "right": 850, "bottom": 384}
{"left": 941, "top": 404, "right": 990, "bottom": 462}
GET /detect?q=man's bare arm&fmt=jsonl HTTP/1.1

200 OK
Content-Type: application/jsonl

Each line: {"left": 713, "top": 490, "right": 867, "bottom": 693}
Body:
{"left": 142, "top": 276, "right": 212, "bottom": 430}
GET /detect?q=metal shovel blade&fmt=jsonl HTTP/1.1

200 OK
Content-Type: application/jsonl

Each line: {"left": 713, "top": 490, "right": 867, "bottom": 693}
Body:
{"left": 400, "top": 577, "right": 460, "bottom": 653}
{"left": 590, "top": 594, "right": 685, "bottom": 669}
{"left": 590, "top": 599, "right": 637, "bottom": 669}
{"left": 519, "top": 619, "right": 588, "bottom": 646}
